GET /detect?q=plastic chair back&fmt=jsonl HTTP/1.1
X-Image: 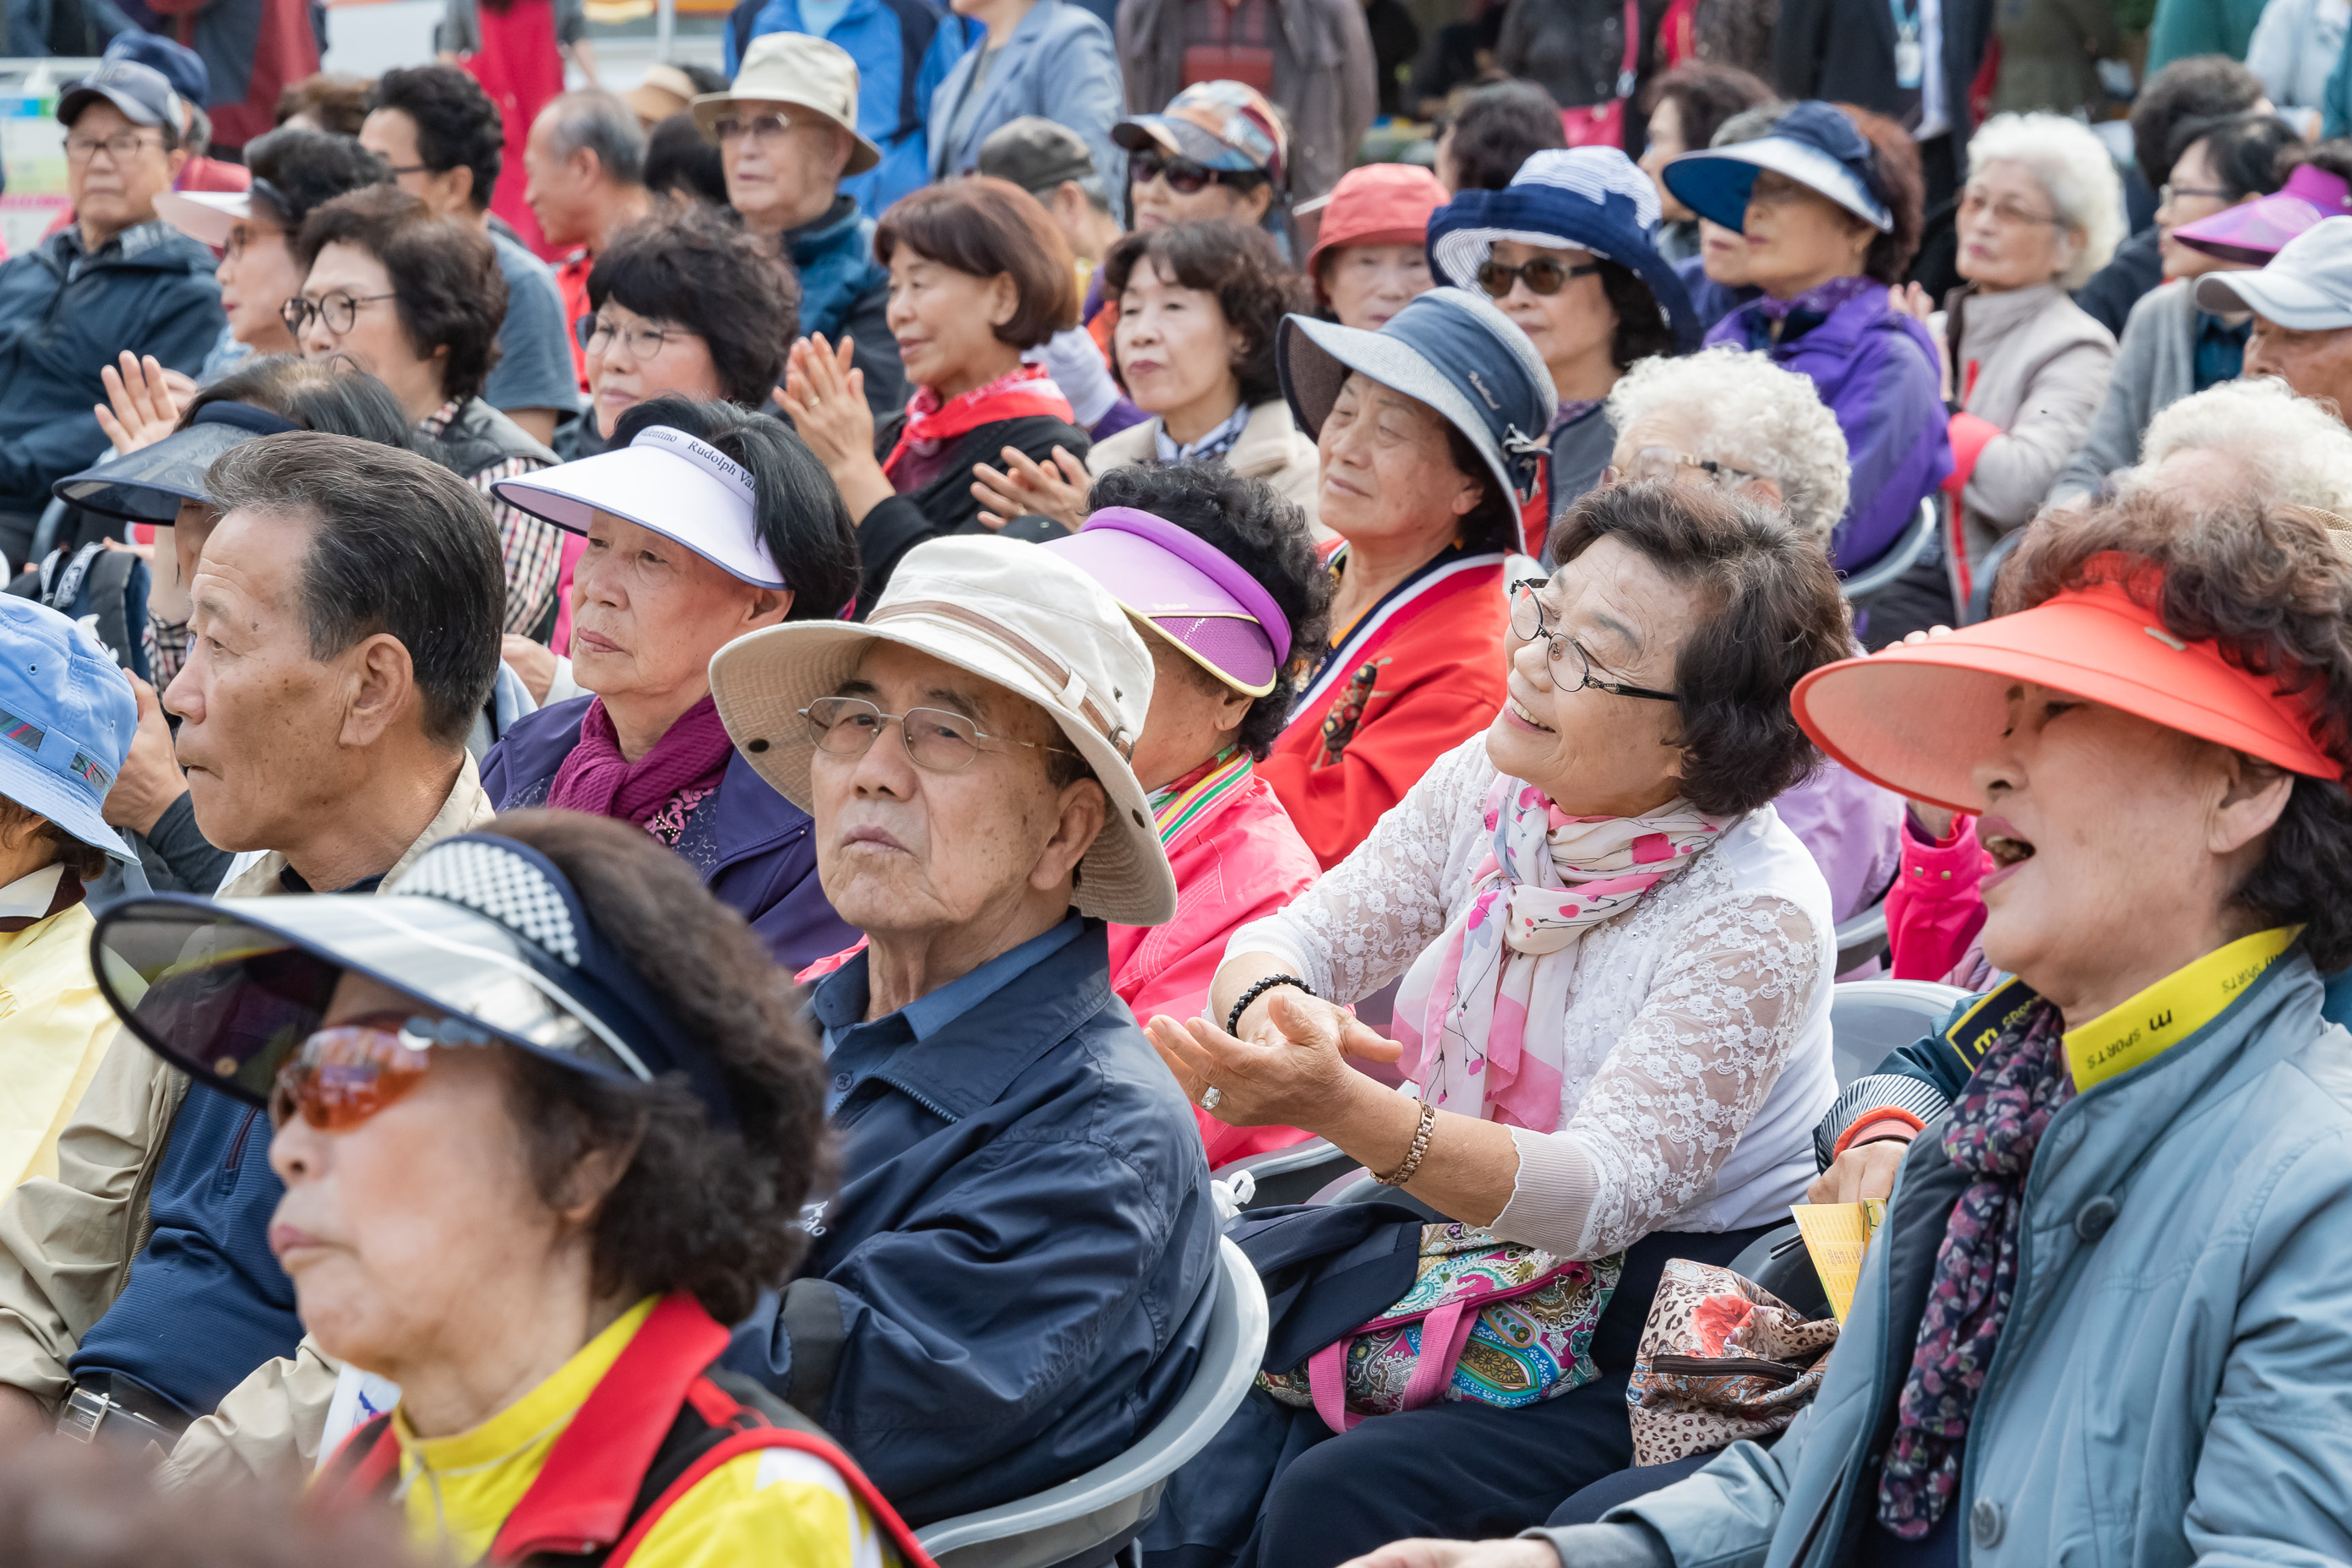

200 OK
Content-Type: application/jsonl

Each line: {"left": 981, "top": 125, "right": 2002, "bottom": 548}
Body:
{"left": 1212, "top": 1137, "right": 1357, "bottom": 1211}
{"left": 912, "top": 1236, "right": 1270, "bottom": 1568}
{"left": 1828, "top": 978, "right": 1970, "bottom": 1089}
{"left": 1839, "top": 498, "right": 1939, "bottom": 605}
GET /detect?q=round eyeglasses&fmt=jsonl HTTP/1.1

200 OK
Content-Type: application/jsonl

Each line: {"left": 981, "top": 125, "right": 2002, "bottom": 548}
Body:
{"left": 281, "top": 291, "right": 396, "bottom": 337}
{"left": 801, "top": 696, "right": 1081, "bottom": 772}
{"left": 1506, "top": 580, "right": 1679, "bottom": 703}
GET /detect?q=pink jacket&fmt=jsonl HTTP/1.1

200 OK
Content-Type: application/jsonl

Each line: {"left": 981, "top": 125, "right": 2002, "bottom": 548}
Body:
{"left": 1109, "top": 770, "right": 1322, "bottom": 1168}
{"left": 1885, "top": 813, "right": 1995, "bottom": 983}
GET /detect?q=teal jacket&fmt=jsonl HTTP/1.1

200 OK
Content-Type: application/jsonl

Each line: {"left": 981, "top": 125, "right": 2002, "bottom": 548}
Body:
{"left": 1616, "top": 951, "right": 2352, "bottom": 1567}
{"left": 2146, "top": 0, "right": 2268, "bottom": 79}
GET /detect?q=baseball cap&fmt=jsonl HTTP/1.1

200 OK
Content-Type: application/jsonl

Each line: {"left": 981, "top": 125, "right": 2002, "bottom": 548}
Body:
{"left": 1114, "top": 80, "right": 1286, "bottom": 186}
{"left": 1043, "top": 507, "right": 1293, "bottom": 697}
{"left": 0, "top": 597, "right": 139, "bottom": 866}
{"left": 692, "top": 33, "right": 880, "bottom": 177}
{"left": 493, "top": 424, "right": 783, "bottom": 589}
{"left": 102, "top": 31, "right": 209, "bottom": 111}
{"left": 1663, "top": 100, "right": 1893, "bottom": 234}
{"left": 57, "top": 59, "right": 183, "bottom": 133}
{"left": 2194, "top": 214, "right": 2352, "bottom": 329}
{"left": 1301, "top": 162, "right": 1447, "bottom": 277}
{"left": 977, "top": 116, "right": 1098, "bottom": 195}
{"left": 1792, "top": 558, "right": 2343, "bottom": 814}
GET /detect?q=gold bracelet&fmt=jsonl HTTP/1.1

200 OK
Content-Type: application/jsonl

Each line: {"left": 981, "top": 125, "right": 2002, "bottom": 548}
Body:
{"left": 1375, "top": 1102, "right": 1440, "bottom": 1187}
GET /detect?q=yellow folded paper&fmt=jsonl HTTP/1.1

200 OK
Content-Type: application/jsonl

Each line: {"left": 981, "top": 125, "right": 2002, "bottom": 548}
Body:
{"left": 1790, "top": 1200, "right": 1886, "bottom": 1324}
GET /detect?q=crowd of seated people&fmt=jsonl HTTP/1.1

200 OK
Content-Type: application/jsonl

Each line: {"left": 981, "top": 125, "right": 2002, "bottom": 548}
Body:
{"left": 6, "top": 27, "right": 2352, "bottom": 1568}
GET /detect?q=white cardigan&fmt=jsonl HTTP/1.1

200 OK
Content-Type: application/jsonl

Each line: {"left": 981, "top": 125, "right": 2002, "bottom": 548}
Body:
{"left": 1228, "top": 737, "right": 1838, "bottom": 1257}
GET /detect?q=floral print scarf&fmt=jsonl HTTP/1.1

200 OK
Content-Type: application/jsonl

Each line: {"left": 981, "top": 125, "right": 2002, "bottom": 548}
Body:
{"left": 1877, "top": 994, "right": 2075, "bottom": 1537}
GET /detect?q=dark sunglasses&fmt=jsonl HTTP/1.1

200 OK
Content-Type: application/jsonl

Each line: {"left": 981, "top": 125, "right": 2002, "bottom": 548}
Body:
{"left": 1475, "top": 256, "right": 1603, "bottom": 298}
{"left": 1130, "top": 148, "right": 1230, "bottom": 196}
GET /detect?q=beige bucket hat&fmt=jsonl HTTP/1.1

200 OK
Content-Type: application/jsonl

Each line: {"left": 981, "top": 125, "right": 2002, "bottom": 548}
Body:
{"left": 692, "top": 32, "right": 881, "bottom": 177}
{"left": 708, "top": 535, "right": 1179, "bottom": 927}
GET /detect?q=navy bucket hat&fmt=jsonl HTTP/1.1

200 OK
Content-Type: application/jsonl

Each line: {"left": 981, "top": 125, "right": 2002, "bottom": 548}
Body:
{"left": 1663, "top": 100, "right": 1893, "bottom": 234}
{"left": 1278, "top": 286, "right": 1558, "bottom": 554}
{"left": 1427, "top": 147, "right": 1703, "bottom": 354}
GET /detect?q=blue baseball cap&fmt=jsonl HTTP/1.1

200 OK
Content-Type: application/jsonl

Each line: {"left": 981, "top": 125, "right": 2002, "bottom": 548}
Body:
{"left": 102, "top": 31, "right": 210, "bottom": 111}
{"left": 0, "top": 598, "right": 138, "bottom": 865}
{"left": 1428, "top": 147, "right": 1704, "bottom": 354}
{"left": 1277, "top": 286, "right": 1558, "bottom": 553}
{"left": 1663, "top": 100, "right": 1894, "bottom": 234}
{"left": 56, "top": 59, "right": 184, "bottom": 133}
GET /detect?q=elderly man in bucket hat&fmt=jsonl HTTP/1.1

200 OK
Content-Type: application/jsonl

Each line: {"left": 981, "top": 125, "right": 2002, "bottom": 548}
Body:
{"left": 696, "top": 32, "right": 910, "bottom": 416}
{"left": 704, "top": 533, "right": 1218, "bottom": 1524}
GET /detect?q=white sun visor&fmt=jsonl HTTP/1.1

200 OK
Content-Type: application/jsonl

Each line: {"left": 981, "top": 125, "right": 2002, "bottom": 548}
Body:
{"left": 492, "top": 424, "right": 785, "bottom": 590}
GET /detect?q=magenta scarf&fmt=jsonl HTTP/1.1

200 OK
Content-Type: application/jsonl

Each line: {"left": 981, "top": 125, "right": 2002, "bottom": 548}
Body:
{"left": 547, "top": 694, "right": 733, "bottom": 829}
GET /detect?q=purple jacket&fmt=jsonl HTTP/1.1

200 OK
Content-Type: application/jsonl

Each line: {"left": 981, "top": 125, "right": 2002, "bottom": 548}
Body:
{"left": 1706, "top": 275, "right": 1952, "bottom": 570}
{"left": 481, "top": 696, "right": 858, "bottom": 971}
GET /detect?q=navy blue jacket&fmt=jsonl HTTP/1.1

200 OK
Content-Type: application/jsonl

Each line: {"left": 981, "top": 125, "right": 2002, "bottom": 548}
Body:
{"left": 0, "top": 221, "right": 223, "bottom": 525}
{"left": 480, "top": 695, "right": 857, "bottom": 972}
{"left": 722, "top": 921, "right": 1220, "bottom": 1525}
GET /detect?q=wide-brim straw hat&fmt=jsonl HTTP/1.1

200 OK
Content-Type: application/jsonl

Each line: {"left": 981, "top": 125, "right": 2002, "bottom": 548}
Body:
{"left": 709, "top": 535, "right": 1178, "bottom": 926}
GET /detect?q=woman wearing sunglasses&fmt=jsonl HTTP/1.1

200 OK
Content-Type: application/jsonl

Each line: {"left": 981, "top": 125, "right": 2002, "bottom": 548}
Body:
{"left": 1664, "top": 101, "right": 1952, "bottom": 637}
{"left": 1429, "top": 147, "right": 1703, "bottom": 537}
{"left": 90, "top": 812, "right": 930, "bottom": 1566}
{"left": 1113, "top": 82, "right": 1286, "bottom": 240}
{"left": 482, "top": 396, "right": 861, "bottom": 971}
{"left": 291, "top": 186, "right": 565, "bottom": 641}
{"left": 1140, "top": 480, "right": 1852, "bottom": 1568}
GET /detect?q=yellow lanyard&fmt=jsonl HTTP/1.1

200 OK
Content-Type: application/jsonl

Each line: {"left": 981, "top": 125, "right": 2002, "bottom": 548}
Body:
{"left": 2062, "top": 926, "right": 2302, "bottom": 1092}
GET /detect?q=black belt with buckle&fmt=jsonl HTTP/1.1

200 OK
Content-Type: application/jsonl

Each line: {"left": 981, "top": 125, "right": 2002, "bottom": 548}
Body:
{"left": 57, "top": 1372, "right": 193, "bottom": 1447}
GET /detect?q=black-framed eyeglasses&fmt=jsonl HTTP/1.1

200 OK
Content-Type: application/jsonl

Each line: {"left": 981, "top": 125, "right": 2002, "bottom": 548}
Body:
{"left": 1507, "top": 580, "right": 1679, "bottom": 703}
{"left": 1130, "top": 148, "right": 1233, "bottom": 196}
{"left": 801, "top": 696, "right": 1081, "bottom": 772}
{"left": 1475, "top": 255, "right": 1602, "bottom": 298}
{"left": 576, "top": 313, "right": 694, "bottom": 358}
{"left": 280, "top": 291, "right": 397, "bottom": 337}
{"left": 62, "top": 129, "right": 164, "bottom": 162}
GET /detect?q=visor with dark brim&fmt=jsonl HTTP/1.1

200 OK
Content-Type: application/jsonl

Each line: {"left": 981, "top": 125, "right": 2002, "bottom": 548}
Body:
{"left": 52, "top": 402, "right": 303, "bottom": 523}
{"left": 91, "top": 841, "right": 739, "bottom": 1127}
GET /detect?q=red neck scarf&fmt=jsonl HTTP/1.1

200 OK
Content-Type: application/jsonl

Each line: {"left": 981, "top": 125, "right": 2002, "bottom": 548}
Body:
{"left": 882, "top": 365, "right": 1074, "bottom": 483}
{"left": 547, "top": 694, "right": 733, "bottom": 830}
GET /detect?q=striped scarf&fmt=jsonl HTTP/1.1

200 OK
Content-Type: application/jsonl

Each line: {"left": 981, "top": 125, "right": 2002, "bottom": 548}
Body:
{"left": 1150, "top": 747, "right": 1253, "bottom": 852}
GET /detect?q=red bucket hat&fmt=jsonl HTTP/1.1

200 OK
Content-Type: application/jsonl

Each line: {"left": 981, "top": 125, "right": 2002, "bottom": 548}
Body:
{"left": 1792, "top": 558, "right": 2342, "bottom": 814}
{"left": 1302, "top": 163, "right": 1450, "bottom": 284}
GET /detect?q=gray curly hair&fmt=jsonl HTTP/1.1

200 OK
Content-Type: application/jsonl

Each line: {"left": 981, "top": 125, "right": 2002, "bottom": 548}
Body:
{"left": 2124, "top": 378, "right": 2352, "bottom": 518}
{"left": 1603, "top": 346, "right": 1850, "bottom": 543}
{"left": 1963, "top": 113, "right": 2126, "bottom": 290}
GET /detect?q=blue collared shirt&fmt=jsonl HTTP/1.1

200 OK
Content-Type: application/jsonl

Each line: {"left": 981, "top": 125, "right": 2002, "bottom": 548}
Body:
{"left": 814, "top": 915, "right": 1087, "bottom": 1115}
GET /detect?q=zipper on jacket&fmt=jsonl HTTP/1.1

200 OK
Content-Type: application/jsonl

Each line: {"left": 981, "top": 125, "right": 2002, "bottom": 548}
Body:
{"left": 872, "top": 1072, "right": 962, "bottom": 1124}
{"left": 212, "top": 1107, "right": 262, "bottom": 1195}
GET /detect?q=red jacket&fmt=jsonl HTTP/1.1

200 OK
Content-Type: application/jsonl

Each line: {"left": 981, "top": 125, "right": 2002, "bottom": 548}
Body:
{"left": 1264, "top": 553, "right": 1511, "bottom": 869}
{"left": 1107, "top": 765, "right": 1322, "bottom": 1166}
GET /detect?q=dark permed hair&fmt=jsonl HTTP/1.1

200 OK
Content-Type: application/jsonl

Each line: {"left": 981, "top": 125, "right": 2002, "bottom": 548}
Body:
{"left": 1101, "top": 220, "right": 1310, "bottom": 408}
{"left": 365, "top": 63, "right": 504, "bottom": 212}
{"left": 589, "top": 206, "right": 803, "bottom": 409}
{"left": 297, "top": 185, "right": 509, "bottom": 405}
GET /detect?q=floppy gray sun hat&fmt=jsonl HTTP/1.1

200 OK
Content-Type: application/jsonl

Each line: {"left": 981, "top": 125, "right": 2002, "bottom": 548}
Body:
{"left": 52, "top": 402, "right": 305, "bottom": 525}
{"left": 707, "top": 534, "right": 1179, "bottom": 928}
{"left": 1277, "top": 286, "right": 1558, "bottom": 553}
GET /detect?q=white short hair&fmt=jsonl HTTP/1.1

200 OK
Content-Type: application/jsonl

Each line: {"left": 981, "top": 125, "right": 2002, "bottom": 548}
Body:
{"left": 1603, "top": 346, "right": 1850, "bottom": 542}
{"left": 1963, "top": 113, "right": 2126, "bottom": 290}
{"left": 2126, "top": 377, "right": 2352, "bottom": 514}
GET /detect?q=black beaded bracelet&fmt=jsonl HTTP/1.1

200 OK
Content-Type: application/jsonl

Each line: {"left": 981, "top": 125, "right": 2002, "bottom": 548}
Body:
{"left": 1227, "top": 973, "right": 1315, "bottom": 1036}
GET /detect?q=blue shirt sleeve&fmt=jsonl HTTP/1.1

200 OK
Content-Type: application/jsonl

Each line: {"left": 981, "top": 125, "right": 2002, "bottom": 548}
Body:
{"left": 487, "top": 236, "right": 585, "bottom": 416}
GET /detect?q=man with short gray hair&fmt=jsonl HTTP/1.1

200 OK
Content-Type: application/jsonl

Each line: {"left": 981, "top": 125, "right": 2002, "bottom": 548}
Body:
{"left": 524, "top": 88, "right": 656, "bottom": 389}
{"left": 0, "top": 433, "right": 504, "bottom": 1484}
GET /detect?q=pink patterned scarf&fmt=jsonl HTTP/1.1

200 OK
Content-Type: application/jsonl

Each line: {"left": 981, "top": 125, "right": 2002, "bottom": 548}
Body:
{"left": 547, "top": 694, "right": 733, "bottom": 832}
{"left": 1393, "top": 775, "right": 1726, "bottom": 1130}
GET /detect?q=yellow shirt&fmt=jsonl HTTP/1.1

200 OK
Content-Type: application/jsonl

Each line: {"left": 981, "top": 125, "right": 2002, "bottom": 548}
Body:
{"left": 0, "top": 896, "right": 117, "bottom": 1189}
{"left": 393, "top": 1298, "right": 898, "bottom": 1568}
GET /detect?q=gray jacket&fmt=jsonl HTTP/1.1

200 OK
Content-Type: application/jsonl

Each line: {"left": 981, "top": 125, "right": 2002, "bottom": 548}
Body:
{"left": 928, "top": 0, "right": 1124, "bottom": 193}
{"left": 1549, "top": 953, "right": 2352, "bottom": 1568}
{"left": 2045, "top": 277, "right": 2196, "bottom": 505}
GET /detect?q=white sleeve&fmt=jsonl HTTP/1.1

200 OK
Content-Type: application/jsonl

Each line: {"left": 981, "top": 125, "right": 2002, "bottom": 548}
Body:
{"left": 1493, "top": 891, "right": 1823, "bottom": 1259}
{"left": 1223, "top": 736, "right": 1490, "bottom": 1004}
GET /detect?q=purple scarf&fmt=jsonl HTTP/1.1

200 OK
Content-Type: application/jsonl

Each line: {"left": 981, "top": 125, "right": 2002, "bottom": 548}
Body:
{"left": 1876, "top": 996, "right": 2074, "bottom": 1537}
{"left": 547, "top": 694, "right": 733, "bottom": 832}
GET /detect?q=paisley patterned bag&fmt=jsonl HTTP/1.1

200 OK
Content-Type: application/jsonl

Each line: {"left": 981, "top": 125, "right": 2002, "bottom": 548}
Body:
{"left": 1625, "top": 1257, "right": 1841, "bottom": 1464}
{"left": 1258, "top": 1222, "right": 1621, "bottom": 1431}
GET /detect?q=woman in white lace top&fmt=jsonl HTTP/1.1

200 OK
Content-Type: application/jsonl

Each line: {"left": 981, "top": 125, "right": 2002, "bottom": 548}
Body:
{"left": 1144, "top": 481, "right": 1856, "bottom": 1568}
